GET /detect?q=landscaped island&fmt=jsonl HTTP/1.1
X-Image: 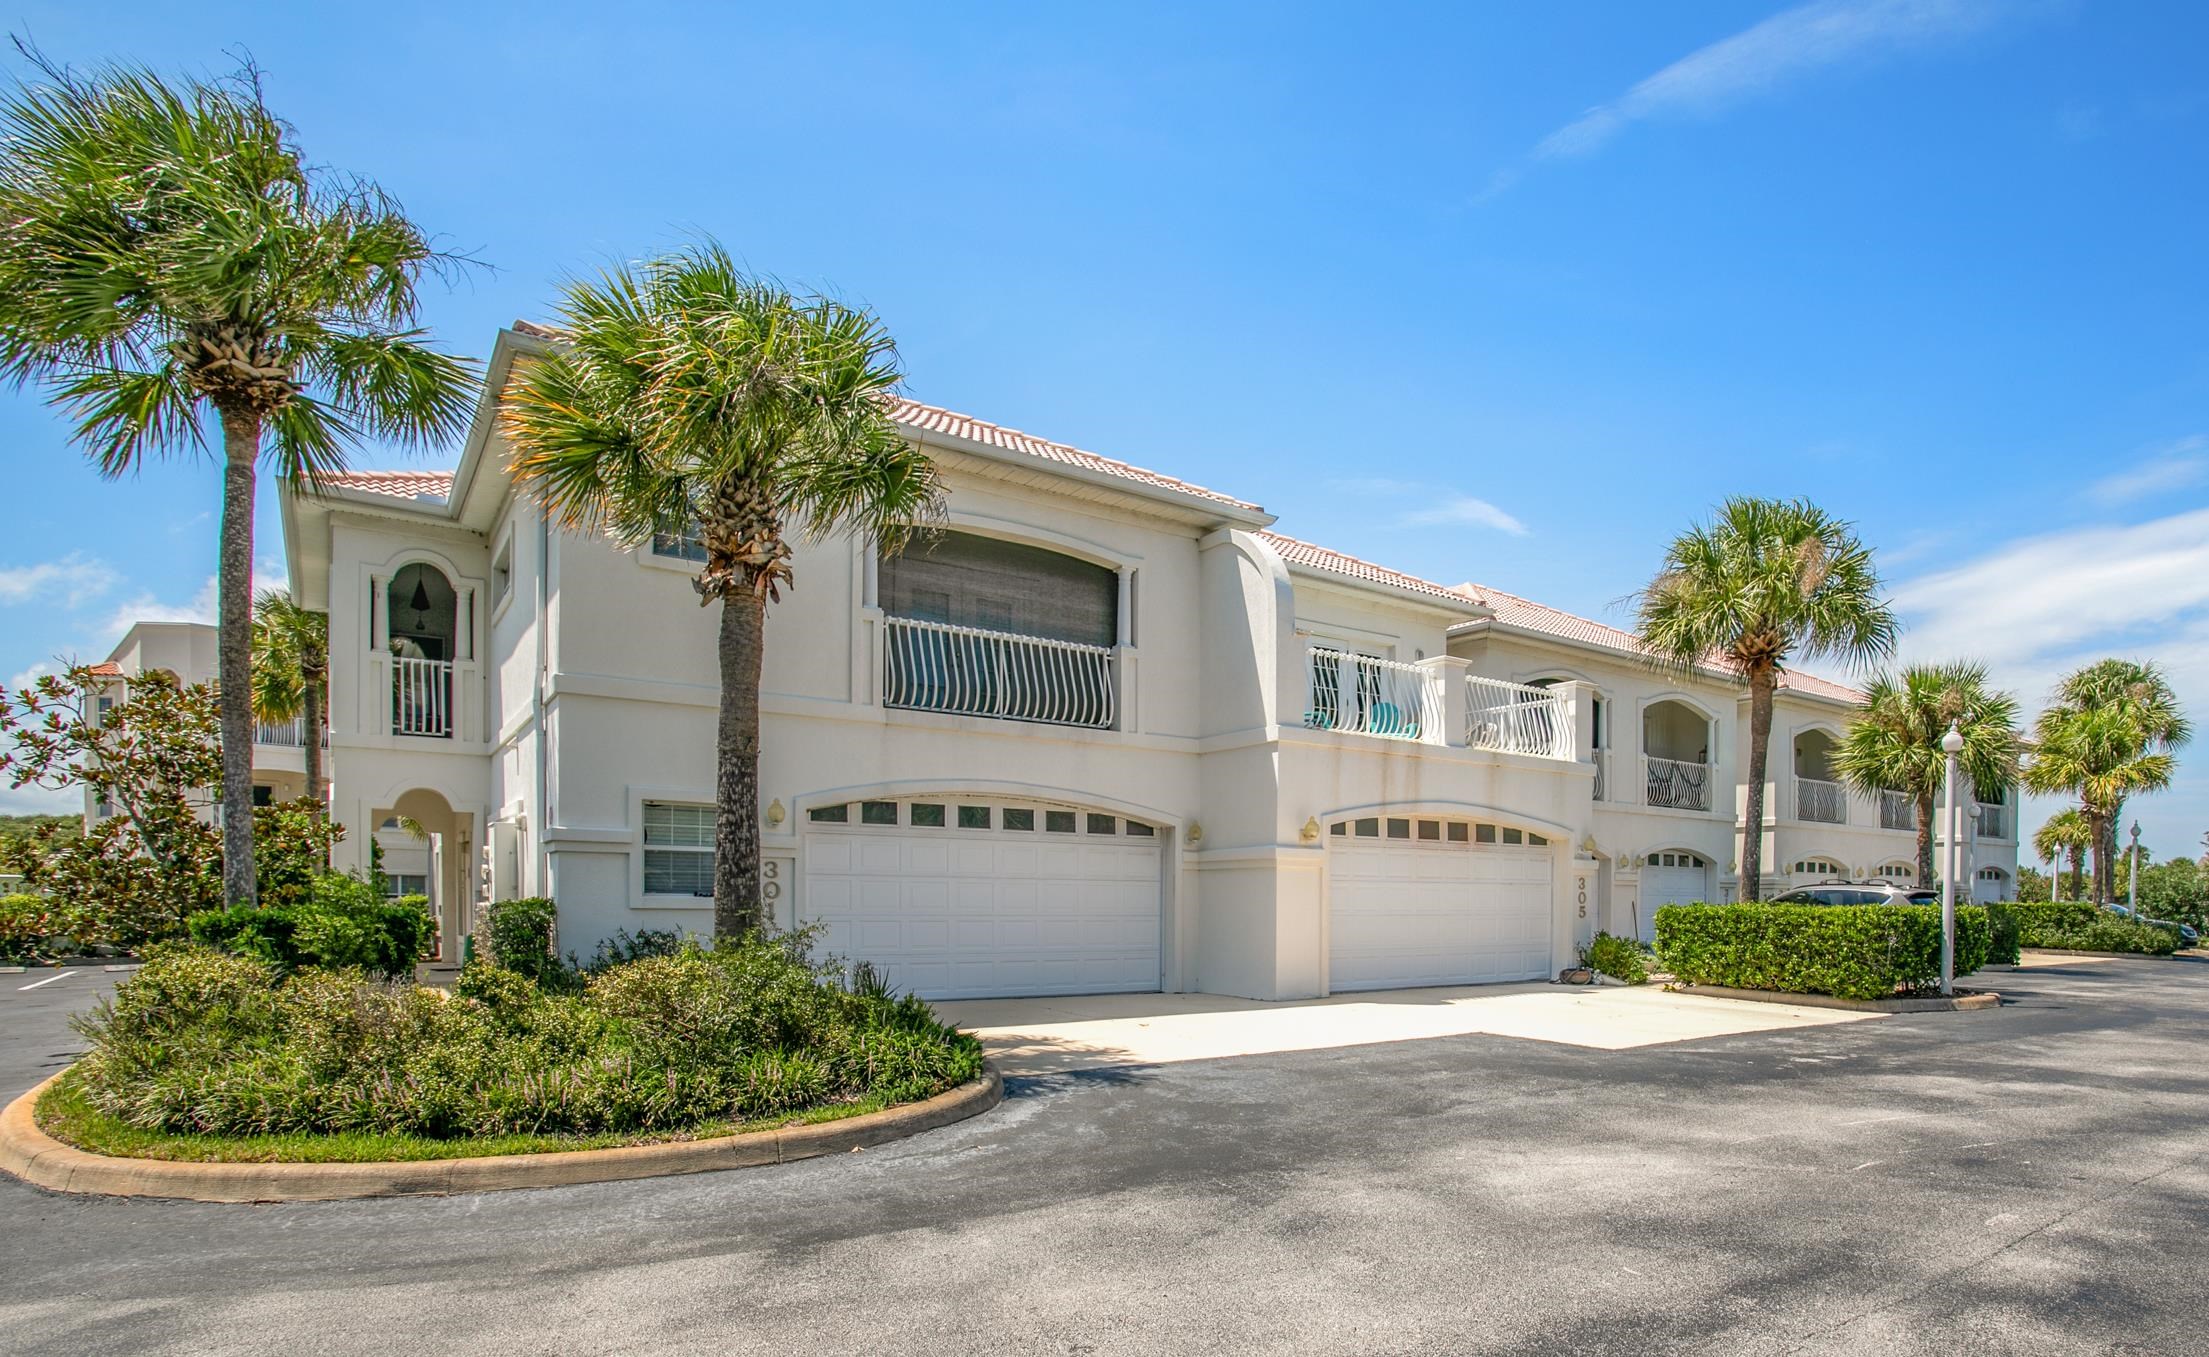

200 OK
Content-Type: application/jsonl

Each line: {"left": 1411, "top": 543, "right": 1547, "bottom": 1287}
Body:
{"left": 38, "top": 926, "right": 983, "bottom": 1164}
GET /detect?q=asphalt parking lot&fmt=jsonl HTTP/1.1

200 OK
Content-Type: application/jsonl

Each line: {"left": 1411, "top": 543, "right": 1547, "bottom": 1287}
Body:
{"left": 2, "top": 957, "right": 2205, "bottom": 1356}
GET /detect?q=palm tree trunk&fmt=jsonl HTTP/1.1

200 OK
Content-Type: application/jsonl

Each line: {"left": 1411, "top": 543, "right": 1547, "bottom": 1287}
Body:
{"left": 1914, "top": 788, "right": 1936, "bottom": 887}
{"left": 1741, "top": 666, "right": 1775, "bottom": 902}
{"left": 2086, "top": 808, "right": 2112, "bottom": 904}
{"left": 217, "top": 409, "right": 259, "bottom": 908}
{"left": 713, "top": 586, "right": 767, "bottom": 937}
{"left": 2068, "top": 848, "right": 2083, "bottom": 902}
{"left": 303, "top": 675, "right": 326, "bottom": 866}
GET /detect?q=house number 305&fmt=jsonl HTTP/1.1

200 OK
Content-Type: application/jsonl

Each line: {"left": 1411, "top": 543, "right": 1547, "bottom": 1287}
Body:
{"left": 1575, "top": 875, "right": 1588, "bottom": 919}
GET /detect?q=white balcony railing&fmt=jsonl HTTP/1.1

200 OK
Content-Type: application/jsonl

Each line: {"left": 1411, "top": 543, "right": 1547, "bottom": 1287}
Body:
{"left": 1463, "top": 675, "right": 1572, "bottom": 759}
{"left": 1304, "top": 646, "right": 1437, "bottom": 742}
{"left": 1592, "top": 754, "right": 1607, "bottom": 802}
{"left": 254, "top": 718, "right": 310, "bottom": 747}
{"left": 1645, "top": 756, "right": 1710, "bottom": 811}
{"left": 1797, "top": 776, "right": 1847, "bottom": 824}
{"left": 883, "top": 616, "right": 1116, "bottom": 729}
{"left": 1880, "top": 790, "right": 1916, "bottom": 831}
{"left": 392, "top": 655, "right": 455, "bottom": 738}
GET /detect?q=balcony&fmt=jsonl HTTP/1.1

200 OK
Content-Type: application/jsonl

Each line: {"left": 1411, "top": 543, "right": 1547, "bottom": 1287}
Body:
{"left": 1464, "top": 675, "right": 1573, "bottom": 759}
{"left": 1976, "top": 803, "right": 2008, "bottom": 839}
{"left": 883, "top": 616, "right": 1116, "bottom": 729}
{"left": 392, "top": 655, "right": 455, "bottom": 738}
{"left": 1880, "top": 790, "right": 1916, "bottom": 831}
{"left": 1304, "top": 646, "right": 1436, "bottom": 742}
{"left": 1645, "top": 756, "right": 1710, "bottom": 811}
{"left": 253, "top": 718, "right": 327, "bottom": 748}
{"left": 1796, "top": 776, "right": 1846, "bottom": 824}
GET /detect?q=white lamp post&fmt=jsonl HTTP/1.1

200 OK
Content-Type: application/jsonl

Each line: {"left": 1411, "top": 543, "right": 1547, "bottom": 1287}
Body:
{"left": 1940, "top": 722, "right": 1964, "bottom": 996}
{"left": 2128, "top": 821, "right": 2142, "bottom": 918}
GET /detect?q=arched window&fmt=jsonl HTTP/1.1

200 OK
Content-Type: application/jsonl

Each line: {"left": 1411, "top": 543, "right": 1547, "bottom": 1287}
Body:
{"left": 1791, "top": 858, "right": 1847, "bottom": 877}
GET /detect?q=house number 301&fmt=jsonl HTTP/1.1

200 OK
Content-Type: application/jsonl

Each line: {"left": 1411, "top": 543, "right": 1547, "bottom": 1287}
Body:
{"left": 761, "top": 859, "right": 782, "bottom": 901}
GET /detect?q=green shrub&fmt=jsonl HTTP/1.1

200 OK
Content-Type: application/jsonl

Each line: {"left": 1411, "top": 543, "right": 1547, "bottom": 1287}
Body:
{"left": 1655, "top": 902, "right": 1991, "bottom": 1001}
{"left": 476, "top": 897, "right": 573, "bottom": 988}
{"left": 66, "top": 928, "right": 983, "bottom": 1141}
{"left": 2023, "top": 915, "right": 2180, "bottom": 956}
{"left": 1584, "top": 931, "right": 1648, "bottom": 985}
{"left": 187, "top": 873, "right": 431, "bottom": 977}
{"left": 1983, "top": 903, "right": 2022, "bottom": 966}
{"left": 1, "top": 892, "right": 76, "bottom": 962}
{"left": 584, "top": 927, "right": 688, "bottom": 973}
{"left": 2010, "top": 902, "right": 2100, "bottom": 940}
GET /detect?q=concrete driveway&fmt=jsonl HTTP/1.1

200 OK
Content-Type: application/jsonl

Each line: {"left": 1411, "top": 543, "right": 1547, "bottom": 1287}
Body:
{"left": 940, "top": 981, "right": 1878, "bottom": 1074}
{"left": 4, "top": 956, "right": 2207, "bottom": 1355}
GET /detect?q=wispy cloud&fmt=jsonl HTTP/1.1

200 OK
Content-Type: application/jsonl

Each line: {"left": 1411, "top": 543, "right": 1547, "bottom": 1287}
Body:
{"left": 1493, "top": 0, "right": 2017, "bottom": 192}
{"left": 0, "top": 553, "right": 120, "bottom": 609}
{"left": 2088, "top": 435, "right": 2208, "bottom": 507}
{"left": 100, "top": 575, "right": 219, "bottom": 639}
{"left": 1402, "top": 496, "right": 1531, "bottom": 536}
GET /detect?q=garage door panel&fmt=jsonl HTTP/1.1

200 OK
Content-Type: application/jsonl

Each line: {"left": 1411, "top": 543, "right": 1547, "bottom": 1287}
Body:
{"left": 805, "top": 818, "right": 1163, "bottom": 1000}
{"left": 1331, "top": 844, "right": 1552, "bottom": 991}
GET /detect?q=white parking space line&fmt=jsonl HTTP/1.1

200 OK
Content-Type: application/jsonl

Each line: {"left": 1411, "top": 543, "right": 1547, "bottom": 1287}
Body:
{"left": 17, "top": 971, "right": 73, "bottom": 991}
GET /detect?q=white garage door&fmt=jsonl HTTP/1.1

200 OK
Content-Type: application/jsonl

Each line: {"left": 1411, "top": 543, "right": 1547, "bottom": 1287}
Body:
{"left": 1638, "top": 852, "right": 1712, "bottom": 943}
{"left": 802, "top": 797, "right": 1162, "bottom": 1000}
{"left": 1328, "top": 815, "right": 1554, "bottom": 991}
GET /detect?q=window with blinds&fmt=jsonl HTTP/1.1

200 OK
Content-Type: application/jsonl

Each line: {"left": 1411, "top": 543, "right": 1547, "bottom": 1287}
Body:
{"left": 643, "top": 801, "right": 714, "bottom": 895}
{"left": 880, "top": 530, "right": 1116, "bottom": 647}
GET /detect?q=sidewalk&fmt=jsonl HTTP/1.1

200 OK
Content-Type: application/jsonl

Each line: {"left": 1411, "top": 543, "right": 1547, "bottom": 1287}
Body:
{"left": 938, "top": 982, "right": 1878, "bottom": 1075}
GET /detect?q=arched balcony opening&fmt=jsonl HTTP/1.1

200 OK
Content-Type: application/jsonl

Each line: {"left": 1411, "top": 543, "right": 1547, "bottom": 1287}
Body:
{"left": 1793, "top": 728, "right": 1845, "bottom": 823}
{"left": 1642, "top": 700, "right": 1711, "bottom": 811}
{"left": 387, "top": 563, "right": 458, "bottom": 738}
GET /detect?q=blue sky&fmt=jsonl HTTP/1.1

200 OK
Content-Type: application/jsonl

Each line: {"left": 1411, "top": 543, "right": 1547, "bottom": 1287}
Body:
{"left": 3, "top": 1, "right": 2205, "bottom": 861}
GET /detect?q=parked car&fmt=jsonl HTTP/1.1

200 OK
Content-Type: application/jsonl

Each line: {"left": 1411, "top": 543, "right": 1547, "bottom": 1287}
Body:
{"left": 2102, "top": 904, "right": 2200, "bottom": 947}
{"left": 1771, "top": 881, "right": 1938, "bottom": 907}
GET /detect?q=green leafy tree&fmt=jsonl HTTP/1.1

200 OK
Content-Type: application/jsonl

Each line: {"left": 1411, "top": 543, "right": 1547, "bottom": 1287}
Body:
{"left": 2033, "top": 809, "right": 2092, "bottom": 902}
{"left": 250, "top": 588, "right": 329, "bottom": 809}
{"left": 1635, "top": 497, "right": 1897, "bottom": 901}
{"left": 0, "top": 49, "right": 476, "bottom": 907}
{"left": 1831, "top": 662, "right": 2020, "bottom": 888}
{"left": 0, "top": 667, "right": 223, "bottom": 937}
{"left": 503, "top": 242, "right": 941, "bottom": 936}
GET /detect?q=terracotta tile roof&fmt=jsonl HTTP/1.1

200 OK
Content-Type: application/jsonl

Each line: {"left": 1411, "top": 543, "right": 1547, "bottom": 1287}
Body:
{"left": 320, "top": 469, "right": 455, "bottom": 503}
{"left": 1259, "top": 531, "right": 1477, "bottom": 605}
{"left": 86, "top": 662, "right": 122, "bottom": 676}
{"left": 1461, "top": 582, "right": 1867, "bottom": 704}
{"left": 889, "top": 398, "right": 1261, "bottom": 513}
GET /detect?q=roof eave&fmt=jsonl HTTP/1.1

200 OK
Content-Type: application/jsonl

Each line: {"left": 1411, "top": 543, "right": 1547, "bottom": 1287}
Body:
{"left": 1280, "top": 563, "right": 1486, "bottom": 619}
{"left": 904, "top": 423, "right": 1274, "bottom": 530}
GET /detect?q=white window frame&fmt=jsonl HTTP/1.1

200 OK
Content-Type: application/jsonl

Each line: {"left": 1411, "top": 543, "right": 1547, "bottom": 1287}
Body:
{"left": 640, "top": 799, "right": 715, "bottom": 901}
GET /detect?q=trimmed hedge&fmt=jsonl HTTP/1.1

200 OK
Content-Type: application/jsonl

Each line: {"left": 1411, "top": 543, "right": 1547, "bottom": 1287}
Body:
{"left": 1984, "top": 903, "right": 2022, "bottom": 967}
{"left": 1655, "top": 902, "right": 1990, "bottom": 1001}
{"left": 188, "top": 875, "right": 432, "bottom": 978}
{"left": 1584, "top": 931, "right": 1648, "bottom": 985}
{"left": 2008, "top": 901, "right": 2180, "bottom": 955}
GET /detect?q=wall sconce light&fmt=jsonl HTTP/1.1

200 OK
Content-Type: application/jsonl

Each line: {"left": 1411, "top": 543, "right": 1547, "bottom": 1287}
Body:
{"left": 1185, "top": 821, "right": 1203, "bottom": 847}
{"left": 1300, "top": 817, "right": 1321, "bottom": 843}
{"left": 765, "top": 799, "right": 785, "bottom": 827}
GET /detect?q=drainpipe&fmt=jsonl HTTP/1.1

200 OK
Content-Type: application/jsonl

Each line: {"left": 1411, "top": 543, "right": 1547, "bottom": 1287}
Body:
{"left": 533, "top": 505, "right": 551, "bottom": 899}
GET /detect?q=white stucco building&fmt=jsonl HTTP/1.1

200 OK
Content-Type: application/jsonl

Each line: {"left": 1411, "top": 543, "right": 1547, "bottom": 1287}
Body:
{"left": 274, "top": 323, "right": 2016, "bottom": 1001}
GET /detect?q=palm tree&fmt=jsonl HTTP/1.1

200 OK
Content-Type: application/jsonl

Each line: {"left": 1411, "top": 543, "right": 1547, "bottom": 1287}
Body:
{"left": 1831, "top": 662, "right": 2020, "bottom": 889}
{"left": 249, "top": 589, "right": 328, "bottom": 809}
{"left": 0, "top": 51, "right": 475, "bottom": 906}
{"left": 1636, "top": 497, "right": 1896, "bottom": 902}
{"left": 2046, "top": 659, "right": 2190, "bottom": 898}
{"left": 503, "top": 242, "right": 941, "bottom": 936}
{"left": 2033, "top": 809, "right": 2091, "bottom": 901}
{"left": 2027, "top": 698, "right": 2181, "bottom": 903}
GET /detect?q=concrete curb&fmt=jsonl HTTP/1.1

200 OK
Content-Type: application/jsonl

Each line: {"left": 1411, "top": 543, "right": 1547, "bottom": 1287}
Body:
{"left": 1678, "top": 985, "right": 2001, "bottom": 1013}
{"left": 2021, "top": 948, "right": 2183, "bottom": 962}
{"left": 0, "top": 1064, "right": 1002, "bottom": 1203}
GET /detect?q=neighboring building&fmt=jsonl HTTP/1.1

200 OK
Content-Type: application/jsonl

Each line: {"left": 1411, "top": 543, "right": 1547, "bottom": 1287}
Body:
{"left": 274, "top": 323, "right": 2017, "bottom": 1001}
{"left": 82, "top": 622, "right": 434, "bottom": 935}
